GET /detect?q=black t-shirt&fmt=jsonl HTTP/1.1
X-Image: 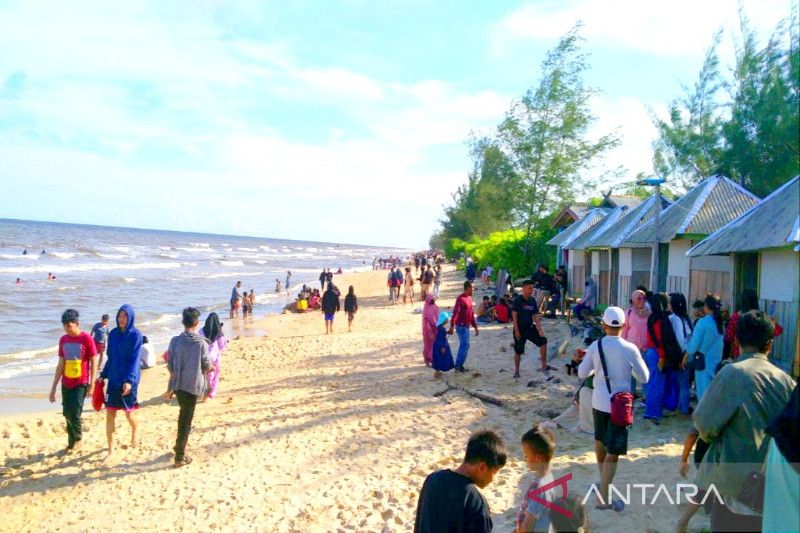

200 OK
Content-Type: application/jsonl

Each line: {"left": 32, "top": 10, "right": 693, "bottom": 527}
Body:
{"left": 414, "top": 469, "right": 492, "bottom": 533}
{"left": 512, "top": 294, "right": 540, "bottom": 330}
{"left": 423, "top": 270, "right": 434, "bottom": 284}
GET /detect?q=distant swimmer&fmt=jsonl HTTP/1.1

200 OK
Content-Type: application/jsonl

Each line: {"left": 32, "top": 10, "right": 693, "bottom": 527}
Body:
{"left": 275, "top": 278, "right": 282, "bottom": 293}
{"left": 22, "top": 249, "right": 27, "bottom": 255}
{"left": 15, "top": 277, "right": 21, "bottom": 285}
{"left": 41, "top": 250, "right": 46, "bottom": 254}
{"left": 48, "top": 272, "right": 56, "bottom": 281}
{"left": 285, "top": 271, "right": 292, "bottom": 293}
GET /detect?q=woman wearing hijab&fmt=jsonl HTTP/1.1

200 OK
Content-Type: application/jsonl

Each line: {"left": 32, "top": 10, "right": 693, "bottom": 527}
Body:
{"left": 421, "top": 293, "right": 439, "bottom": 367}
{"left": 200, "top": 312, "right": 227, "bottom": 399}
{"left": 431, "top": 311, "right": 455, "bottom": 378}
{"left": 683, "top": 293, "right": 724, "bottom": 402}
{"left": 100, "top": 303, "right": 142, "bottom": 461}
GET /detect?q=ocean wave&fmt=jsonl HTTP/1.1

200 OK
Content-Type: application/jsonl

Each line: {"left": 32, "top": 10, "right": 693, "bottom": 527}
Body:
{"left": 112, "top": 246, "right": 131, "bottom": 253}
{"left": 204, "top": 271, "right": 265, "bottom": 279}
{"left": 158, "top": 253, "right": 179, "bottom": 259}
{"left": 57, "top": 286, "right": 78, "bottom": 291}
{"left": 50, "top": 252, "right": 77, "bottom": 259}
{"left": 0, "top": 344, "right": 59, "bottom": 363}
{"left": 215, "top": 260, "right": 244, "bottom": 267}
{"left": 138, "top": 313, "right": 181, "bottom": 328}
{"left": 0, "top": 358, "right": 56, "bottom": 380}
{"left": 0, "top": 261, "right": 183, "bottom": 274}
{"left": 176, "top": 247, "right": 216, "bottom": 254}
{"left": 124, "top": 277, "right": 136, "bottom": 283}
{"left": 237, "top": 247, "right": 258, "bottom": 252}
{"left": 95, "top": 253, "right": 127, "bottom": 259}
{"left": 188, "top": 242, "right": 211, "bottom": 248}
{"left": 0, "top": 253, "right": 39, "bottom": 260}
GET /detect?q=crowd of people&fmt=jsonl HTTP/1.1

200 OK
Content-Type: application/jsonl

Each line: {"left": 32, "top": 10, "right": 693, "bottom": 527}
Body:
{"left": 414, "top": 258, "right": 796, "bottom": 532}
{"left": 50, "top": 305, "right": 229, "bottom": 467}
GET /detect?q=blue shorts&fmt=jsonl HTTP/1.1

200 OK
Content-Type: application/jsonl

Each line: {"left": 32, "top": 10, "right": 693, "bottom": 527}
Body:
{"left": 324, "top": 313, "right": 335, "bottom": 321}
{"left": 105, "top": 383, "right": 139, "bottom": 412}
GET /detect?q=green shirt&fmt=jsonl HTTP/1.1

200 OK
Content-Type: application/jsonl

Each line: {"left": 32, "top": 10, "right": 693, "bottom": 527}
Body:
{"left": 694, "top": 351, "right": 795, "bottom": 510}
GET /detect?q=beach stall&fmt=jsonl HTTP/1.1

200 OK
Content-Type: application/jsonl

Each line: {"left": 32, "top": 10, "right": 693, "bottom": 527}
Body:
{"left": 565, "top": 205, "right": 632, "bottom": 306}
{"left": 620, "top": 175, "right": 759, "bottom": 304}
{"left": 583, "top": 194, "right": 671, "bottom": 305}
{"left": 687, "top": 175, "right": 799, "bottom": 375}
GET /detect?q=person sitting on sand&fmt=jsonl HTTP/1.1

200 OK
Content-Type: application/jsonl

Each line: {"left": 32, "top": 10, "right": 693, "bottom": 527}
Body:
{"left": 49, "top": 309, "right": 98, "bottom": 453}
{"left": 166, "top": 307, "right": 211, "bottom": 468}
{"left": 296, "top": 296, "right": 309, "bottom": 312}
{"left": 432, "top": 311, "right": 454, "bottom": 379}
{"left": 414, "top": 430, "right": 507, "bottom": 533}
{"left": 476, "top": 296, "right": 493, "bottom": 323}
{"left": 308, "top": 290, "right": 321, "bottom": 310}
{"left": 100, "top": 304, "right": 143, "bottom": 461}
{"left": 494, "top": 297, "right": 510, "bottom": 324}
{"left": 200, "top": 312, "right": 227, "bottom": 399}
{"left": 344, "top": 286, "right": 358, "bottom": 332}
{"left": 139, "top": 336, "right": 156, "bottom": 369}
{"left": 421, "top": 293, "right": 439, "bottom": 367}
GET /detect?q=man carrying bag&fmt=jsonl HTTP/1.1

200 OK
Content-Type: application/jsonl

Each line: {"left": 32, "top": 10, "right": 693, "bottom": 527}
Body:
{"left": 578, "top": 306, "right": 649, "bottom": 510}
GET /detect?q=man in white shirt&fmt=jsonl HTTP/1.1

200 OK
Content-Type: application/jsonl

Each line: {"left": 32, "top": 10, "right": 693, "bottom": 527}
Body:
{"left": 578, "top": 306, "right": 649, "bottom": 510}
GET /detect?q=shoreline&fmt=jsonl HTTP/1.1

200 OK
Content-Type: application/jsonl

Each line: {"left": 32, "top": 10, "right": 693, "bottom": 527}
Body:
{"left": 0, "top": 265, "right": 708, "bottom": 532}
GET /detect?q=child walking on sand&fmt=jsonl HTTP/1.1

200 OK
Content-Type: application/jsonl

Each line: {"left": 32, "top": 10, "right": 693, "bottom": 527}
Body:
{"left": 516, "top": 425, "right": 557, "bottom": 532}
{"left": 432, "top": 311, "right": 454, "bottom": 378}
{"left": 344, "top": 286, "right": 358, "bottom": 332}
{"left": 49, "top": 309, "right": 98, "bottom": 453}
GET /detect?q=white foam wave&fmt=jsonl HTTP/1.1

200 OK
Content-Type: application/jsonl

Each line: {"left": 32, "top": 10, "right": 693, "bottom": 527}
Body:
{"left": 0, "top": 345, "right": 58, "bottom": 362}
{"left": 216, "top": 260, "right": 244, "bottom": 267}
{"left": 189, "top": 242, "right": 210, "bottom": 248}
{"left": 237, "top": 247, "right": 258, "bottom": 252}
{"left": 50, "top": 252, "right": 77, "bottom": 259}
{"left": 124, "top": 277, "right": 136, "bottom": 283}
{"left": 0, "top": 262, "right": 183, "bottom": 274}
{"left": 176, "top": 247, "right": 216, "bottom": 253}
{"left": 0, "top": 359, "right": 55, "bottom": 380}
{"left": 0, "top": 253, "right": 39, "bottom": 260}
{"left": 112, "top": 246, "right": 131, "bottom": 253}
{"left": 96, "top": 253, "right": 127, "bottom": 259}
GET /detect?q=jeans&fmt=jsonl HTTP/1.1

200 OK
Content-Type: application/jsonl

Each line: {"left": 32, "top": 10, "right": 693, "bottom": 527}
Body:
{"left": 673, "top": 368, "right": 691, "bottom": 413}
{"left": 433, "top": 282, "right": 440, "bottom": 297}
{"left": 455, "top": 325, "right": 470, "bottom": 369}
{"left": 573, "top": 302, "right": 592, "bottom": 321}
{"left": 644, "top": 349, "right": 665, "bottom": 420}
{"left": 174, "top": 390, "right": 198, "bottom": 461}
{"left": 62, "top": 384, "right": 87, "bottom": 448}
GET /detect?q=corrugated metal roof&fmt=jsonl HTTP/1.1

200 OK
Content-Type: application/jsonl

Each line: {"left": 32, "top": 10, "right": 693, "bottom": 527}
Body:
{"left": 687, "top": 176, "right": 799, "bottom": 256}
{"left": 621, "top": 175, "right": 760, "bottom": 245}
{"left": 608, "top": 195, "right": 644, "bottom": 210}
{"left": 546, "top": 209, "right": 608, "bottom": 247}
{"left": 568, "top": 206, "right": 628, "bottom": 250}
{"left": 589, "top": 194, "right": 672, "bottom": 249}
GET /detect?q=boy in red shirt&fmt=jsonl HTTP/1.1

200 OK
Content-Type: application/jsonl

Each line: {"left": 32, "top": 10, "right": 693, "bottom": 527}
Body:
{"left": 49, "top": 308, "right": 98, "bottom": 453}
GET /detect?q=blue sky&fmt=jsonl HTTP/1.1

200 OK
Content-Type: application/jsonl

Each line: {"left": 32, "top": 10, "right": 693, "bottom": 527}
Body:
{"left": 0, "top": 0, "right": 791, "bottom": 248}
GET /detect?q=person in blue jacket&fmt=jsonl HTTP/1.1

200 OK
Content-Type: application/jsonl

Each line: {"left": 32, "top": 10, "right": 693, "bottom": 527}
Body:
{"left": 432, "top": 311, "right": 455, "bottom": 378}
{"left": 683, "top": 293, "right": 724, "bottom": 403}
{"left": 100, "top": 303, "right": 142, "bottom": 461}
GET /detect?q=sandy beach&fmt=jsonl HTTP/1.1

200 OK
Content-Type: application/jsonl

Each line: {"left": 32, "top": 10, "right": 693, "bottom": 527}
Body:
{"left": 0, "top": 266, "right": 709, "bottom": 532}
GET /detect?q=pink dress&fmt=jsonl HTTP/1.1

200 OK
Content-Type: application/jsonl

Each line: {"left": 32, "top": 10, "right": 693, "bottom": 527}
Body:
{"left": 422, "top": 295, "right": 439, "bottom": 365}
{"left": 206, "top": 335, "right": 227, "bottom": 398}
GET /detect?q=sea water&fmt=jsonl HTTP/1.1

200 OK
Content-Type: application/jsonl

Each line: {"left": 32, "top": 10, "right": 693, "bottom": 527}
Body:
{"left": 0, "top": 218, "right": 404, "bottom": 395}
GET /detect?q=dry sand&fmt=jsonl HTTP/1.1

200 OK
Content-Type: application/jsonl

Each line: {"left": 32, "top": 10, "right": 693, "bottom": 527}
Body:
{"left": 0, "top": 266, "right": 709, "bottom": 532}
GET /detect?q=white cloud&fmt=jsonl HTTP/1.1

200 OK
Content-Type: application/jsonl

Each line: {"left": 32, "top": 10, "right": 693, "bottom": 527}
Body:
{"left": 491, "top": 0, "right": 791, "bottom": 59}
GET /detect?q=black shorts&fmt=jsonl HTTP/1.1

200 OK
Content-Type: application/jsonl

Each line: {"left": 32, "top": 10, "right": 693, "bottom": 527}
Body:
{"left": 593, "top": 408, "right": 629, "bottom": 455}
{"left": 513, "top": 327, "right": 548, "bottom": 354}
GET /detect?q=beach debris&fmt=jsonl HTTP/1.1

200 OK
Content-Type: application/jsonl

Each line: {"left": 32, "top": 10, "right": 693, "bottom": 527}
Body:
{"left": 436, "top": 380, "right": 520, "bottom": 413}
{"left": 557, "top": 339, "right": 569, "bottom": 357}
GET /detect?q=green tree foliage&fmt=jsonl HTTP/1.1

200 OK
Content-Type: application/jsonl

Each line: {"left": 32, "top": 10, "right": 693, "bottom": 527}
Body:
{"left": 436, "top": 24, "right": 619, "bottom": 273}
{"left": 496, "top": 24, "right": 619, "bottom": 263}
{"left": 652, "top": 32, "right": 725, "bottom": 191}
{"left": 457, "top": 225, "right": 557, "bottom": 277}
{"left": 438, "top": 137, "right": 516, "bottom": 242}
{"left": 652, "top": 11, "right": 799, "bottom": 196}
{"left": 721, "top": 12, "right": 800, "bottom": 197}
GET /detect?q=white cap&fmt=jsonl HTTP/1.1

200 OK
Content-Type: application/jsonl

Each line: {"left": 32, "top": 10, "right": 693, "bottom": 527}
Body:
{"left": 602, "top": 306, "right": 626, "bottom": 327}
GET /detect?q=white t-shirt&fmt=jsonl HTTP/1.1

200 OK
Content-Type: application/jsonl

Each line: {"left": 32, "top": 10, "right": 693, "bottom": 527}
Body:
{"left": 668, "top": 314, "right": 693, "bottom": 352}
{"left": 578, "top": 335, "right": 649, "bottom": 413}
{"left": 140, "top": 343, "right": 156, "bottom": 369}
